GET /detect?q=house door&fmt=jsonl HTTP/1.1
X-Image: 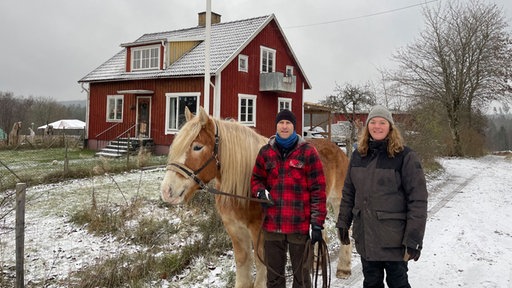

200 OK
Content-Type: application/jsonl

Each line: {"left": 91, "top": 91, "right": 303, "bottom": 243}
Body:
{"left": 136, "top": 97, "right": 151, "bottom": 138}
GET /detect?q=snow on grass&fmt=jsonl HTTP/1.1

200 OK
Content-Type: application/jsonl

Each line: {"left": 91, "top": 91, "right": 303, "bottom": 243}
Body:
{"left": 2, "top": 155, "right": 512, "bottom": 287}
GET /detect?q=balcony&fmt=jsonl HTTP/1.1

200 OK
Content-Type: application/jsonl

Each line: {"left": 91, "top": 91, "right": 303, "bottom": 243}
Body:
{"left": 259, "top": 72, "right": 296, "bottom": 93}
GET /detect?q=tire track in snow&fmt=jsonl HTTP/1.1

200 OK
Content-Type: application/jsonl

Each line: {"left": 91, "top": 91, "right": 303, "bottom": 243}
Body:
{"left": 330, "top": 157, "right": 494, "bottom": 287}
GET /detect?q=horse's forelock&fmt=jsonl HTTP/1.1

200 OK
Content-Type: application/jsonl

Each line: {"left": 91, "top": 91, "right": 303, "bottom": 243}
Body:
{"left": 168, "top": 117, "right": 204, "bottom": 161}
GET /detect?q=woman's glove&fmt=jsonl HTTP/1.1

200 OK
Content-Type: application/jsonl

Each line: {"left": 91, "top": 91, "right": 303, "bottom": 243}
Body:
{"left": 338, "top": 227, "right": 350, "bottom": 245}
{"left": 404, "top": 247, "right": 421, "bottom": 261}
{"left": 311, "top": 225, "right": 323, "bottom": 245}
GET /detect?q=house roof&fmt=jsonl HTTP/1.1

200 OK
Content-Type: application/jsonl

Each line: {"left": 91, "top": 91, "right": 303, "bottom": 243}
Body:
{"left": 79, "top": 14, "right": 311, "bottom": 88}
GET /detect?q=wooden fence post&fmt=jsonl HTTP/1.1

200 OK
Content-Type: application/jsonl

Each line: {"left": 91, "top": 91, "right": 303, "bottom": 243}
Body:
{"left": 16, "top": 183, "right": 26, "bottom": 288}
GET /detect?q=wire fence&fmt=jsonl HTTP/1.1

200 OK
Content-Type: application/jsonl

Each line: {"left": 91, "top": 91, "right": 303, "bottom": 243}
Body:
{"left": 0, "top": 141, "right": 174, "bottom": 287}
{"left": 0, "top": 141, "right": 167, "bottom": 224}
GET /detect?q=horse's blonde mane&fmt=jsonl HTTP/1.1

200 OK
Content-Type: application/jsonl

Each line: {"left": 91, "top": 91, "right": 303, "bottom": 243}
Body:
{"left": 215, "top": 119, "right": 268, "bottom": 206}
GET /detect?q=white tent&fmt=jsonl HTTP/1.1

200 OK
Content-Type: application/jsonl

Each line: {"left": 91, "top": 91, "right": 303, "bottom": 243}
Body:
{"left": 38, "top": 119, "right": 85, "bottom": 130}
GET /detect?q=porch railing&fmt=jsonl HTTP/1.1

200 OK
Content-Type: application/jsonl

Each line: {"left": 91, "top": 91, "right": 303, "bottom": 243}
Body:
{"left": 95, "top": 122, "right": 136, "bottom": 150}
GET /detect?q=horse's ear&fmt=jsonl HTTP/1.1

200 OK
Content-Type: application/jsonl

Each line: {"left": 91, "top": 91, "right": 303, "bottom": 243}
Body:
{"left": 185, "top": 107, "right": 194, "bottom": 122}
{"left": 198, "top": 106, "right": 209, "bottom": 126}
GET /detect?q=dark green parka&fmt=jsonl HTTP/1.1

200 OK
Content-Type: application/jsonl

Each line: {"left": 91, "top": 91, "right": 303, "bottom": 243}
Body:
{"left": 336, "top": 140, "right": 428, "bottom": 261}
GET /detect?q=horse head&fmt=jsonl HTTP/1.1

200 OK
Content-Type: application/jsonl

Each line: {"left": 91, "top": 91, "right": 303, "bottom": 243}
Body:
{"left": 160, "top": 106, "right": 220, "bottom": 204}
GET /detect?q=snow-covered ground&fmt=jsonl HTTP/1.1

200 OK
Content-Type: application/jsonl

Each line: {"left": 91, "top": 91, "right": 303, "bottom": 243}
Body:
{"left": 1, "top": 155, "right": 511, "bottom": 287}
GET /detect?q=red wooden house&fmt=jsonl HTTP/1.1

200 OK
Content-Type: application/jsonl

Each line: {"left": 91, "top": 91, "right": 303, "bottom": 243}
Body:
{"left": 79, "top": 12, "right": 311, "bottom": 156}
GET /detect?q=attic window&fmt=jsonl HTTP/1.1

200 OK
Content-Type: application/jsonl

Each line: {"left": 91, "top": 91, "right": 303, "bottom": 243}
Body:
{"left": 132, "top": 45, "right": 160, "bottom": 71}
{"left": 238, "top": 54, "right": 248, "bottom": 72}
{"left": 260, "top": 46, "right": 275, "bottom": 73}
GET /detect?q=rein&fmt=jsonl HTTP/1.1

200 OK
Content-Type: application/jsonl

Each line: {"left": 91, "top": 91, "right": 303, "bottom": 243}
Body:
{"left": 313, "top": 238, "right": 331, "bottom": 288}
{"left": 255, "top": 228, "right": 331, "bottom": 288}
{"left": 166, "top": 121, "right": 272, "bottom": 204}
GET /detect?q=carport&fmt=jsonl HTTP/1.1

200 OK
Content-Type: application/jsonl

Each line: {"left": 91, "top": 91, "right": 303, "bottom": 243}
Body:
{"left": 303, "top": 102, "right": 333, "bottom": 141}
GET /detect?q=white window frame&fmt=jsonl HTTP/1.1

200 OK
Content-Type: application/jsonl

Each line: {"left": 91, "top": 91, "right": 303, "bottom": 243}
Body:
{"left": 238, "top": 54, "right": 248, "bottom": 72}
{"left": 278, "top": 98, "right": 292, "bottom": 112}
{"left": 238, "top": 94, "right": 257, "bottom": 126}
{"left": 260, "top": 46, "right": 276, "bottom": 73}
{"left": 285, "top": 65, "right": 294, "bottom": 77}
{"left": 106, "top": 95, "right": 124, "bottom": 122}
{"left": 131, "top": 44, "right": 160, "bottom": 71}
{"left": 165, "top": 92, "right": 200, "bottom": 134}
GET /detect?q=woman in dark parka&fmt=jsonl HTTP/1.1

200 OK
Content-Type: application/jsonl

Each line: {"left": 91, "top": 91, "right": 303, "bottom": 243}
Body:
{"left": 337, "top": 105, "right": 428, "bottom": 288}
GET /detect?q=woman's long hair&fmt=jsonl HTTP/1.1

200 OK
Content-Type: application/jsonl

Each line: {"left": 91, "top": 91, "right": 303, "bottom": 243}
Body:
{"left": 357, "top": 122, "right": 404, "bottom": 157}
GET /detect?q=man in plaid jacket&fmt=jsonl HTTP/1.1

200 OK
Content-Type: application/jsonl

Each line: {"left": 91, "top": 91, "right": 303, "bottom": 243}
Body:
{"left": 251, "top": 109, "right": 327, "bottom": 288}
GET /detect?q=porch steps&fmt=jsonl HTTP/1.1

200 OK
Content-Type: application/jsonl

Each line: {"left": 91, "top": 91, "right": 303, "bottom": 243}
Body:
{"left": 95, "top": 138, "right": 154, "bottom": 158}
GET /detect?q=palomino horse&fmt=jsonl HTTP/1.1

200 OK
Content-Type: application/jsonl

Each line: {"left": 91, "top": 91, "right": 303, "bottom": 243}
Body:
{"left": 8, "top": 121, "right": 22, "bottom": 146}
{"left": 160, "top": 107, "right": 351, "bottom": 288}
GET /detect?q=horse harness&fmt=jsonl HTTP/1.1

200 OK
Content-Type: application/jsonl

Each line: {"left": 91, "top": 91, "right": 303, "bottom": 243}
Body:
{"left": 166, "top": 122, "right": 272, "bottom": 204}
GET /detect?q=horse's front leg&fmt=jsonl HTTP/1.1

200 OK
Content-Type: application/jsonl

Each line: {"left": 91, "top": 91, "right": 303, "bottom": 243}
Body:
{"left": 329, "top": 196, "right": 352, "bottom": 279}
{"left": 221, "top": 215, "right": 255, "bottom": 288}
{"left": 248, "top": 213, "right": 266, "bottom": 288}
{"left": 337, "top": 242, "right": 352, "bottom": 278}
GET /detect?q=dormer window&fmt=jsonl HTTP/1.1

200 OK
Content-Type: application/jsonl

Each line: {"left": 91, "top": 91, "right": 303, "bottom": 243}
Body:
{"left": 132, "top": 45, "right": 160, "bottom": 71}
{"left": 260, "top": 46, "right": 275, "bottom": 73}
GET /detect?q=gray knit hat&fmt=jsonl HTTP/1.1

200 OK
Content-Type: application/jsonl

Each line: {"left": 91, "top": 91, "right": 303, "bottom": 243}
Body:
{"left": 366, "top": 105, "right": 394, "bottom": 126}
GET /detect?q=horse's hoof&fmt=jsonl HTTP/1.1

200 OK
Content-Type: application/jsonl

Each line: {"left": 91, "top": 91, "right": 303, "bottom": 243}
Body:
{"left": 336, "top": 269, "right": 351, "bottom": 279}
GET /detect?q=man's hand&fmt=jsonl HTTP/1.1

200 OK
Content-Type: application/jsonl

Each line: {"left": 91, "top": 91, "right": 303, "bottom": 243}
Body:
{"left": 311, "top": 225, "right": 323, "bottom": 245}
{"left": 256, "top": 190, "right": 274, "bottom": 207}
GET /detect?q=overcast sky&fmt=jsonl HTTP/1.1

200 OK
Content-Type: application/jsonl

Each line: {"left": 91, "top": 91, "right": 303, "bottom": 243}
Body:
{"left": 1, "top": 0, "right": 511, "bottom": 103}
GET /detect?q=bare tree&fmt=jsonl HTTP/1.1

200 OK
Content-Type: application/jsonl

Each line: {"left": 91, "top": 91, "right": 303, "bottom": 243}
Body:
{"left": 0, "top": 93, "right": 85, "bottom": 140}
{"left": 388, "top": 0, "right": 512, "bottom": 156}
{"left": 321, "top": 82, "right": 376, "bottom": 158}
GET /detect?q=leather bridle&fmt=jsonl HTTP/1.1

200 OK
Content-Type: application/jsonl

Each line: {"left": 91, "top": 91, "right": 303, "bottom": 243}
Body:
{"left": 167, "top": 124, "right": 220, "bottom": 192}
{"left": 166, "top": 122, "right": 271, "bottom": 204}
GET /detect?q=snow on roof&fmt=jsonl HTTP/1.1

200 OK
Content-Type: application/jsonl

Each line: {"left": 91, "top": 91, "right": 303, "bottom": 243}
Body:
{"left": 79, "top": 15, "right": 273, "bottom": 83}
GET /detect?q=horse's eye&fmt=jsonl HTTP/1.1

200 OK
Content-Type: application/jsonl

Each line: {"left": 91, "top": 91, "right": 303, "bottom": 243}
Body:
{"left": 192, "top": 144, "right": 203, "bottom": 151}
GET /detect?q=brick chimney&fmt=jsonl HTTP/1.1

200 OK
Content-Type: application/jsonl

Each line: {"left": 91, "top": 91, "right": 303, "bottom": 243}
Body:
{"left": 198, "top": 11, "right": 221, "bottom": 27}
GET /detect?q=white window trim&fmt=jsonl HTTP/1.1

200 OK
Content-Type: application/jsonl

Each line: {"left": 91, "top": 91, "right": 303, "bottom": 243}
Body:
{"left": 278, "top": 98, "right": 292, "bottom": 112}
{"left": 131, "top": 44, "right": 160, "bottom": 71}
{"left": 238, "top": 54, "right": 248, "bottom": 72}
{"left": 106, "top": 95, "right": 124, "bottom": 122}
{"left": 238, "top": 94, "right": 257, "bottom": 127}
{"left": 285, "top": 65, "right": 294, "bottom": 77}
{"left": 260, "top": 46, "right": 276, "bottom": 73}
{"left": 164, "top": 92, "right": 200, "bottom": 134}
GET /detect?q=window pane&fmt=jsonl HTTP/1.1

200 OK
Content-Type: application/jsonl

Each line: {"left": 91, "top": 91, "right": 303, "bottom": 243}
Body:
{"left": 178, "top": 96, "right": 197, "bottom": 128}
{"left": 268, "top": 51, "right": 273, "bottom": 73}
{"left": 262, "top": 51, "right": 268, "bottom": 72}
{"left": 169, "top": 98, "right": 177, "bottom": 129}
{"left": 108, "top": 98, "right": 115, "bottom": 119}
{"left": 116, "top": 98, "right": 123, "bottom": 119}
{"left": 133, "top": 51, "right": 141, "bottom": 69}
{"left": 150, "top": 48, "right": 159, "bottom": 68}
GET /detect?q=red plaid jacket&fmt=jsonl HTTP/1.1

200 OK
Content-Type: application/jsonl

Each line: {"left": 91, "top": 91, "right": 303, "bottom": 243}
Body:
{"left": 251, "top": 137, "right": 327, "bottom": 235}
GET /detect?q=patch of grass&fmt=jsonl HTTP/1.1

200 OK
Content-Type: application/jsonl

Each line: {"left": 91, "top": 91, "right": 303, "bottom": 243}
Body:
{"left": 0, "top": 270, "right": 15, "bottom": 288}
{"left": 70, "top": 197, "right": 143, "bottom": 236}
{"left": 127, "top": 216, "right": 179, "bottom": 246}
{"left": 67, "top": 189, "right": 232, "bottom": 287}
{"left": 69, "top": 252, "right": 157, "bottom": 288}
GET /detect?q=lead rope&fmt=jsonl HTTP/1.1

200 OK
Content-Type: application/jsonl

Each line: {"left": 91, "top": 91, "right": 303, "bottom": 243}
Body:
{"left": 313, "top": 237, "right": 331, "bottom": 288}
{"left": 255, "top": 224, "right": 330, "bottom": 288}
